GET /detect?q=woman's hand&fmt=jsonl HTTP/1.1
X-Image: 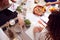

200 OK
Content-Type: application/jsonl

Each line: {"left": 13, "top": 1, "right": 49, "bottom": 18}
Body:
{"left": 33, "top": 26, "right": 43, "bottom": 33}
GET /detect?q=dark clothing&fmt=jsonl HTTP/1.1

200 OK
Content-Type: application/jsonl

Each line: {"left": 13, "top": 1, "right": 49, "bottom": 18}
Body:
{"left": 0, "top": 9, "right": 17, "bottom": 26}
{"left": 44, "top": 0, "right": 57, "bottom": 2}
{"left": 45, "top": 0, "right": 57, "bottom": 6}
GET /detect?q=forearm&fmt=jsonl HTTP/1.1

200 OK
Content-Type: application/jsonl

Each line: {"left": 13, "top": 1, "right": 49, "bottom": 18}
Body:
{"left": 11, "top": 0, "right": 16, "bottom": 2}
{"left": 50, "top": 1, "right": 60, "bottom": 5}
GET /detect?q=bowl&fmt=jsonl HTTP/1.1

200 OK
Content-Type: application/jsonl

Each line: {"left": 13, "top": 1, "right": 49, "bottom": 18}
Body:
{"left": 33, "top": 5, "right": 46, "bottom": 16}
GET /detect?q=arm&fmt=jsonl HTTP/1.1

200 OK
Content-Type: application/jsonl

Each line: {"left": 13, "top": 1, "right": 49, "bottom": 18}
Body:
{"left": 45, "top": 1, "right": 60, "bottom": 6}
{"left": 11, "top": 0, "right": 16, "bottom": 2}
{"left": 51, "top": 1, "right": 60, "bottom": 4}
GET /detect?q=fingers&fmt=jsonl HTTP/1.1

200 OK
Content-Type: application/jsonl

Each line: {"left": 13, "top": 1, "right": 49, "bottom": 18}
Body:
{"left": 38, "top": 20, "right": 46, "bottom": 27}
{"left": 33, "top": 27, "right": 39, "bottom": 33}
{"left": 33, "top": 26, "right": 43, "bottom": 33}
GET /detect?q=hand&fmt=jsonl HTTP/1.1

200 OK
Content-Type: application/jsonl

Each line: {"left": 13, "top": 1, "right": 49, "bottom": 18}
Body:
{"left": 33, "top": 26, "right": 43, "bottom": 33}
{"left": 45, "top": 2, "right": 52, "bottom": 6}
{"left": 33, "top": 27, "right": 40, "bottom": 33}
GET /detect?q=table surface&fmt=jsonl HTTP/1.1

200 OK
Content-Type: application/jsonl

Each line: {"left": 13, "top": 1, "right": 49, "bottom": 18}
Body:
{"left": 24, "top": 0, "right": 58, "bottom": 40}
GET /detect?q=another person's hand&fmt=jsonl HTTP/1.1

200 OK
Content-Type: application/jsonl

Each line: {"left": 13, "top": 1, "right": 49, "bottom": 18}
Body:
{"left": 45, "top": 2, "right": 52, "bottom": 6}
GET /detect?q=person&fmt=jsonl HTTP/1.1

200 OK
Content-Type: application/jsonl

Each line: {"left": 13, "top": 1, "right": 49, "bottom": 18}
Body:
{"left": 33, "top": 10, "right": 60, "bottom": 40}
{"left": 0, "top": 0, "right": 17, "bottom": 26}
{"left": 45, "top": 10, "right": 60, "bottom": 40}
